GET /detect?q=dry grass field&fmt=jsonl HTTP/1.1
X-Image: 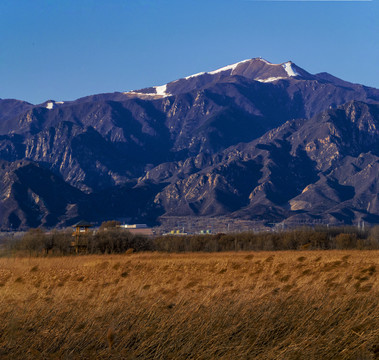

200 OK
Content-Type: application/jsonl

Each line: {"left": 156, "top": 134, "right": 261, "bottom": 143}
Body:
{"left": 1, "top": 251, "right": 379, "bottom": 359}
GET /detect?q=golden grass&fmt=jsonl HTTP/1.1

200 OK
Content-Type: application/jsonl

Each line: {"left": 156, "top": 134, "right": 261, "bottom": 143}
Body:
{"left": 1, "top": 251, "right": 379, "bottom": 359}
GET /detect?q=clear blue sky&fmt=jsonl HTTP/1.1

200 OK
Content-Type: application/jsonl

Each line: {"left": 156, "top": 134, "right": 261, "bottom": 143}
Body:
{"left": 1, "top": 0, "right": 378, "bottom": 104}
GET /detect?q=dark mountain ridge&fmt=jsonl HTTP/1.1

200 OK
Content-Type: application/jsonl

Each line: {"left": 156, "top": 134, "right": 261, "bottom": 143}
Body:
{"left": 1, "top": 58, "right": 379, "bottom": 229}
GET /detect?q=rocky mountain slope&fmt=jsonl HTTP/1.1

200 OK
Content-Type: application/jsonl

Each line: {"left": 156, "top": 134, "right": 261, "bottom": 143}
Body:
{"left": 1, "top": 58, "right": 378, "bottom": 229}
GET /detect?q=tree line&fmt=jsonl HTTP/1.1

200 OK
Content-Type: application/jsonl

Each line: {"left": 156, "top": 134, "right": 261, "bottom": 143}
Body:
{"left": 1, "top": 224, "right": 379, "bottom": 256}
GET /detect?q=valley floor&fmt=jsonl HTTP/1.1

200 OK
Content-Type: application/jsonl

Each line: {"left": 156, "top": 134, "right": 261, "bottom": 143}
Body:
{"left": 1, "top": 251, "right": 379, "bottom": 359}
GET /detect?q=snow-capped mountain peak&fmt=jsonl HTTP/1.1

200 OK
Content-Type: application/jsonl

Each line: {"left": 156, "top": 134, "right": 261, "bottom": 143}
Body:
{"left": 182, "top": 58, "right": 302, "bottom": 81}
{"left": 181, "top": 58, "right": 307, "bottom": 85}
{"left": 124, "top": 58, "right": 309, "bottom": 99}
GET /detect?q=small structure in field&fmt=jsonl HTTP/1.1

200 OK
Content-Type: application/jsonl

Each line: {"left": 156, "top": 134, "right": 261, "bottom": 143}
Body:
{"left": 199, "top": 229, "right": 212, "bottom": 234}
{"left": 163, "top": 229, "right": 188, "bottom": 236}
{"left": 118, "top": 224, "right": 154, "bottom": 236}
{"left": 71, "top": 220, "right": 93, "bottom": 253}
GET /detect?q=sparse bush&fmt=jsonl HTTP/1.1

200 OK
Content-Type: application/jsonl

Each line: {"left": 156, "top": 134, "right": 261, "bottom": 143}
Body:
{"left": 90, "top": 228, "right": 153, "bottom": 253}
{"left": 17, "top": 228, "right": 50, "bottom": 256}
{"left": 50, "top": 230, "right": 72, "bottom": 255}
{"left": 368, "top": 226, "right": 379, "bottom": 249}
{"left": 335, "top": 233, "right": 358, "bottom": 249}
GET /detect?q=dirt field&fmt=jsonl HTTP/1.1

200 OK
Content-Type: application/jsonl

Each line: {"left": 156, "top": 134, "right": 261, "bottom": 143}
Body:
{"left": 1, "top": 251, "right": 379, "bottom": 359}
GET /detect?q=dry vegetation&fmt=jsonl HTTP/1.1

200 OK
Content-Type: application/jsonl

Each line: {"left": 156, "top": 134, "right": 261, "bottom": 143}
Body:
{"left": 4, "top": 226, "right": 379, "bottom": 256}
{"left": 1, "top": 251, "right": 379, "bottom": 359}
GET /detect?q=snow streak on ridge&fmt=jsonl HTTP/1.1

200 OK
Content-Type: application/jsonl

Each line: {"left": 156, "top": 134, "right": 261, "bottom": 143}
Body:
{"left": 282, "top": 62, "right": 300, "bottom": 77}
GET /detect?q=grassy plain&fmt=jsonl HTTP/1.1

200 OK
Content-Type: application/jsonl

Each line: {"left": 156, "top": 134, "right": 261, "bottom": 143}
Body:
{"left": 1, "top": 251, "right": 379, "bottom": 359}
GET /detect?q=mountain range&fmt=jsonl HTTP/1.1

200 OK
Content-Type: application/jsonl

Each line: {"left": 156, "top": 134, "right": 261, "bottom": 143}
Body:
{"left": 1, "top": 57, "right": 379, "bottom": 230}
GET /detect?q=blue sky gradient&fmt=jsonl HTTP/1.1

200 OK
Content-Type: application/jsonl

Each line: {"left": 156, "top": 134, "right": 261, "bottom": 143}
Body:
{"left": 1, "top": 0, "right": 378, "bottom": 104}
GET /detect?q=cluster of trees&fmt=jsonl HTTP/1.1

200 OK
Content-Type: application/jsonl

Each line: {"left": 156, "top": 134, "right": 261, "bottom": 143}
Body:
{"left": 3, "top": 224, "right": 152, "bottom": 256}
{"left": 1, "top": 224, "right": 379, "bottom": 256}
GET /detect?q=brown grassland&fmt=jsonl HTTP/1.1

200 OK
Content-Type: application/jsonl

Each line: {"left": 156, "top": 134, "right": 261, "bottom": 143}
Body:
{"left": 1, "top": 251, "right": 379, "bottom": 359}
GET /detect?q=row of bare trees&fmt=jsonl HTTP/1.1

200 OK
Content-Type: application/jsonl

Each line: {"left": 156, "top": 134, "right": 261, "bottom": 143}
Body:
{"left": 1, "top": 224, "right": 379, "bottom": 256}
{"left": 3, "top": 226, "right": 152, "bottom": 256}
{"left": 153, "top": 226, "right": 379, "bottom": 252}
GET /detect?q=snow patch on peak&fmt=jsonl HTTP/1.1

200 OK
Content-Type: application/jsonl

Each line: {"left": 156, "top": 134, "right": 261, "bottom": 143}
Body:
{"left": 256, "top": 77, "right": 286, "bottom": 83}
{"left": 123, "top": 84, "right": 172, "bottom": 98}
{"left": 45, "top": 100, "right": 64, "bottom": 109}
{"left": 185, "top": 72, "right": 206, "bottom": 80}
{"left": 282, "top": 62, "right": 300, "bottom": 77}
{"left": 183, "top": 59, "right": 251, "bottom": 80}
{"left": 208, "top": 59, "right": 251, "bottom": 76}
{"left": 155, "top": 84, "right": 169, "bottom": 96}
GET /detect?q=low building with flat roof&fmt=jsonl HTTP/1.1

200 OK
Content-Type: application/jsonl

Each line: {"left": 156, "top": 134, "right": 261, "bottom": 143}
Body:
{"left": 119, "top": 224, "right": 153, "bottom": 236}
